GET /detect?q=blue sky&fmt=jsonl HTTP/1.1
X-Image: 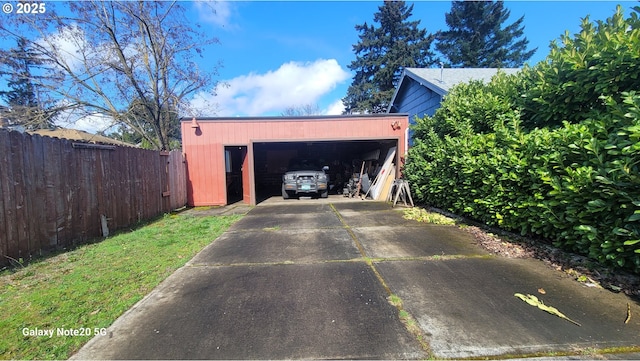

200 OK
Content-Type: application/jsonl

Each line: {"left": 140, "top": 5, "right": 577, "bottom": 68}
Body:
{"left": 0, "top": 1, "right": 634, "bottom": 131}
{"left": 189, "top": 0, "right": 632, "bottom": 119}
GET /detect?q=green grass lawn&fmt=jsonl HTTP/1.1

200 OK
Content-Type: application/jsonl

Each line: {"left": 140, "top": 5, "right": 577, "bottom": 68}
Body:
{"left": 0, "top": 213, "right": 242, "bottom": 360}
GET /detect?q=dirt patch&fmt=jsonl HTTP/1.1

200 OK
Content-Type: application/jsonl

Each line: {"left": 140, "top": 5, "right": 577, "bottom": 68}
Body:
{"left": 464, "top": 226, "right": 535, "bottom": 259}
{"left": 463, "top": 225, "right": 640, "bottom": 301}
{"left": 420, "top": 207, "right": 640, "bottom": 301}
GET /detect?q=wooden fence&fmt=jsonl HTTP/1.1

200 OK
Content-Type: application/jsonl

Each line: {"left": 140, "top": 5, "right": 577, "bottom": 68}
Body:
{"left": 0, "top": 128, "right": 187, "bottom": 266}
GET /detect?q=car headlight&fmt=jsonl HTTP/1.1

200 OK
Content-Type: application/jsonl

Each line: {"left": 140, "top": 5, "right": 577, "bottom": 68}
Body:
{"left": 284, "top": 174, "right": 296, "bottom": 181}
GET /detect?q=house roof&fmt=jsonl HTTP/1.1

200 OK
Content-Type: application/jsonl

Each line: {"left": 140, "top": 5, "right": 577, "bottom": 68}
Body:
{"left": 28, "top": 128, "right": 135, "bottom": 147}
{"left": 387, "top": 67, "right": 520, "bottom": 112}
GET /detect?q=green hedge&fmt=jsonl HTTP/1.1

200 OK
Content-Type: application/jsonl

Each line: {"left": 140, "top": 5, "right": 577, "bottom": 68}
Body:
{"left": 406, "top": 94, "right": 640, "bottom": 272}
{"left": 405, "top": 6, "right": 640, "bottom": 273}
{"left": 518, "top": 5, "right": 640, "bottom": 129}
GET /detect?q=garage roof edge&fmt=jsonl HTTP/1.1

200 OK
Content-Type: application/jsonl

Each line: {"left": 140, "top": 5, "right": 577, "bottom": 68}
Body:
{"left": 180, "top": 114, "right": 409, "bottom": 122}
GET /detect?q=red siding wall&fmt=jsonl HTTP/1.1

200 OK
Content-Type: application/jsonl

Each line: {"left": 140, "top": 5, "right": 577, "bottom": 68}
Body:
{"left": 181, "top": 115, "right": 409, "bottom": 206}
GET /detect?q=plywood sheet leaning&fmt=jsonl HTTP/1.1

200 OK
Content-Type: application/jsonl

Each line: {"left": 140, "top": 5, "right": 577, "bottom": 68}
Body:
{"left": 377, "top": 165, "right": 396, "bottom": 201}
{"left": 369, "top": 147, "right": 396, "bottom": 200}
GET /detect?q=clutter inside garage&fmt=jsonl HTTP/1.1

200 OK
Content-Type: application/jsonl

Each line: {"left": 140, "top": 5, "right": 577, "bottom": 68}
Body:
{"left": 252, "top": 139, "right": 402, "bottom": 202}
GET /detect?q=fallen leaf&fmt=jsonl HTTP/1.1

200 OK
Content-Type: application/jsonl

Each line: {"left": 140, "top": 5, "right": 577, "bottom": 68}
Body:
{"left": 514, "top": 293, "right": 581, "bottom": 326}
{"left": 90, "top": 309, "right": 101, "bottom": 315}
{"left": 538, "top": 288, "right": 546, "bottom": 295}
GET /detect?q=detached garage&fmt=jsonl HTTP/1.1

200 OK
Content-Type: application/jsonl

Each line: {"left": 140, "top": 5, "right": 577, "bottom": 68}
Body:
{"left": 181, "top": 114, "right": 409, "bottom": 206}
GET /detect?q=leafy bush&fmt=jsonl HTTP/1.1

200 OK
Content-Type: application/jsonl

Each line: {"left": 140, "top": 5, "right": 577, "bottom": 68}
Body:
{"left": 539, "top": 94, "right": 640, "bottom": 269}
{"left": 518, "top": 5, "right": 640, "bottom": 129}
{"left": 406, "top": 93, "right": 640, "bottom": 272}
{"left": 412, "top": 72, "right": 520, "bottom": 139}
{"left": 405, "top": 6, "right": 640, "bottom": 273}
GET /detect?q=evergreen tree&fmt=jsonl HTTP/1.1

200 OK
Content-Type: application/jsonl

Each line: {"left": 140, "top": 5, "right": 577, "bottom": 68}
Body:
{"left": 0, "top": 38, "right": 54, "bottom": 129}
{"left": 343, "top": 1, "right": 436, "bottom": 114}
{"left": 436, "top": 1, "right": 536, "bottom": 68}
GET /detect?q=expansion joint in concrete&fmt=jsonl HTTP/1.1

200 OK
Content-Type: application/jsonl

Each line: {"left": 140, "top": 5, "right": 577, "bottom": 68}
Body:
{"left": 329, "top": 203, "right": 434, "bottom": 356}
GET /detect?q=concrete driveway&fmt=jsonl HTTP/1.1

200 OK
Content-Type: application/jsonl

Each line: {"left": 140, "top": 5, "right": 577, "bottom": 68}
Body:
{"left": 72, "top": 197, "right": 640, "bottom": 359}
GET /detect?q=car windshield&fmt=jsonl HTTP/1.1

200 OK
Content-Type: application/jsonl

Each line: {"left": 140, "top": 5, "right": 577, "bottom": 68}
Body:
{"left": 288, "top": 159, "right": 322, "bottom": 171}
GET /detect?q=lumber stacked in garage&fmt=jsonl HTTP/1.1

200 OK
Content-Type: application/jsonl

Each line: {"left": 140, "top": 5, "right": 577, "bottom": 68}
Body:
{"left": 379, "top": 165, "right": 396, "bottom": 201}
{"left": 369, "top": 147, "right": 397, "bottom": 200}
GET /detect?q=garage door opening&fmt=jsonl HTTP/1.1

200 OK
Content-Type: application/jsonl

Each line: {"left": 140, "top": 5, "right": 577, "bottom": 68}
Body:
{"left": 253, "top": 139, "right": 398, "bottom": 203}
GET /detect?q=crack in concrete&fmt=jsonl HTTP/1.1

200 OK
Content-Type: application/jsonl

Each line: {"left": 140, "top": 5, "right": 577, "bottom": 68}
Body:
{"left": 329, "top": 203, "right": 435, "bottom": 357}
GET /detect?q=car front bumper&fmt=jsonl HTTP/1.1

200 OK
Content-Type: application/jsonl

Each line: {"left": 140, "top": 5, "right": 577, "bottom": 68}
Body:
{"left": 284, "top": 181, "right": 328, "bottom": 193}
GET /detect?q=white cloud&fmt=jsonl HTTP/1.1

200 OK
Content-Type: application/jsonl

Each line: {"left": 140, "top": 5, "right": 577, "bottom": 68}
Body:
{"left": 192, "top": 59, "right": 350, "bottom": 116}
{"left": 54, "top": 103, "right": 116, "bottom": 134}
{"left": 39, "top": 22, "right": 140, "bottom": 84}
{"left": 324, "top": 99, "right": 346, "bottom": 115}
{"left": 67, "top": 114, "right": 115, "bottom": 134}
{"left": 194, "top": 1, "right": 235, "bottom": 29}
{"left": 57, "top": 112, "right": 114, "bottom": 134}
{"left": 40, "top": 24, "right": 87, "bottom": 71}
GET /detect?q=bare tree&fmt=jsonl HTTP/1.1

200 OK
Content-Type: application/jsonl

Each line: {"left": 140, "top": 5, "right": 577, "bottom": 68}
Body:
{"left": 281, "top": 103, "right": 322, "bottom": 116}
{"left": 0, "top": 1, "right": 221, "bottom": 150}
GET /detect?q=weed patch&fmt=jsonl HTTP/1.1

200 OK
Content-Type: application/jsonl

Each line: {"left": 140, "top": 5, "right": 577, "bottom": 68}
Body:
{"left": 403, "top": 207, "right": 456, "bottom": 225}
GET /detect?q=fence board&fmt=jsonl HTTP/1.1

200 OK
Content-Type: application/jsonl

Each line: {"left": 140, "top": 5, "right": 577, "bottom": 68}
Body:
{"left": 130, "top": 149, "right": 139, "bottom": 221}
{"left": 0, "top": 129, "right": 188, "bottom": 267}
{"left": 28, "top": 134, "right": 47, "bottom": 255}
{"left": 20, "top": 132, "right": 34, "bottom": 256}
{"left": 59, "top": 139, "right": 74, "bottom": 245}
{"left": 9, "top": 131, "right": 28, "bottom": 260}
{"left": 135, "top": 150, "right": 147, "bottom": 220}
{"left": 121, "top": 145, "right": 134, "bottom": 225}
{"left": 72, "top": 147, "right": 85, "bottom": 242}
{"left": 95, "top": 149, "right": 106, "bottom": 236}
{"left": 87, "top": 149, "right": 99, "bottom": 238}
{"left": 0, "top": 131, "right": 10, "bottom": 262}
{"left": 43, "top": 136, "right": 60, "bottom": 246}
{"left": 106, "top": 149, "right": 118, "bottom": 232}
